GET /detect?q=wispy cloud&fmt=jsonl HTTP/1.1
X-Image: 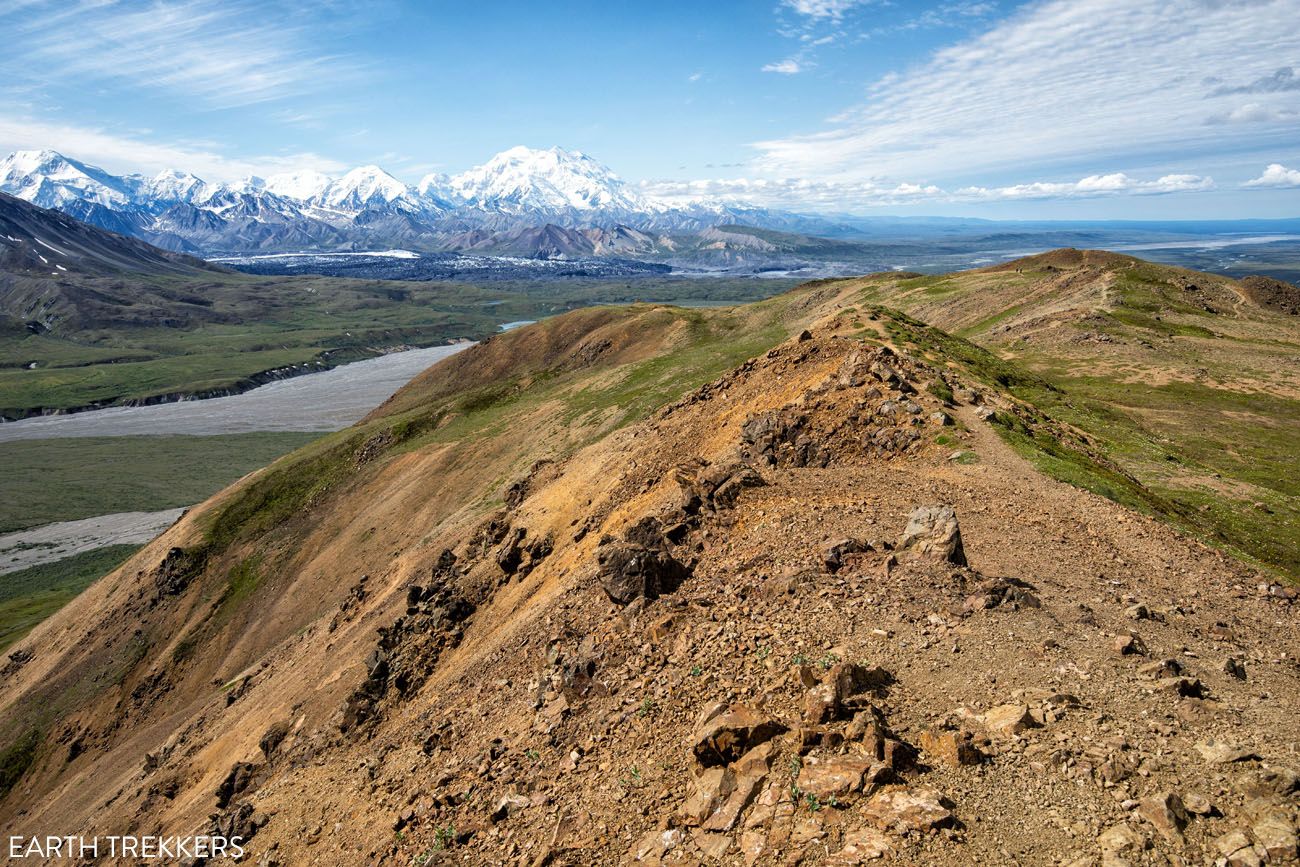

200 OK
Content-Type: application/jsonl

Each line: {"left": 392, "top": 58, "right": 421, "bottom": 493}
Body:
{"left": 754, "top": 0, "right": 1300, "bottom": 182}
{"left": 1211, "top": 66, "right": 1300, "bottom": 96}
{"left": 765, "top": 0, "right": 999, "bottom": 82}
{"left": 0, "top": 115, "right": 349, "bottom": 181}
{"left": 641, "top": 170, "right": 1213, "bottom": 210}
{"left": 1243, "top": 163, "right": 1300, "bottom": 188}
{"left": 780, "top": 0, "right": 869, "bottom": 20}
{"left": 957, "top": 172, "right": 1214, "bottom": 200}
{"left": 0, "top": 0, "right": 367, "bottom": 109}
{"left": 762, "top": 59, "right": 806, "bottom": 75}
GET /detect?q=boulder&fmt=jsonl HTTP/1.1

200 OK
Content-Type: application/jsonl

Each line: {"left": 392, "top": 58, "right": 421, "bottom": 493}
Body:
{"left": 1195, "top": 739, "right": 1258, "bottom": 765}
{"left": 828, "top": 827, "right": 893, "bottom": 864}
{"left": 596, "top": 543, "right": 690, "bottom": 605}
{"left": 692, "top": 705, "right": 788, "bottom": 767}
{"left": 897, "top": 505, "right": 967, "bottom": 566}
{"left": 982, "top": 704, "right": 1039, "bottom": 737}
{"left": 797, "top": 755, "right": 890, "bottom": 800}
{"left": 860, "top": 788, "right": 953, "bottom": 833}
{"left": 822, "top": 538, "right": 872, "bottom": 573}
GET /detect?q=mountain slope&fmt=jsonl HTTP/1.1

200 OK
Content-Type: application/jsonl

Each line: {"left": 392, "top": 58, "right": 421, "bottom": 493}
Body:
{"left": 1, "top": 254, "right": 1296, "bottom": 866}
{"left": 845, "top": 249, "right": 1300, "bottom": 579}
{"left": 0, "top": 195, "right": 544, "bottom": 418}
{"left": 0, "top": 191, "right": 228, "bottom": 332}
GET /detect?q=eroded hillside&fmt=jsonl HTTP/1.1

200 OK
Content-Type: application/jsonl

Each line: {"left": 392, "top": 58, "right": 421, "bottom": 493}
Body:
{"left": 1, "top": 256, "right": 1298, "bottom": 866}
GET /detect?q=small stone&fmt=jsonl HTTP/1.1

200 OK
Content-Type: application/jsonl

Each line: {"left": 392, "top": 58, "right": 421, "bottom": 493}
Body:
{"left": 982, "top": 704, "right": 1040, "bottom": 737}
{"left": 1182, "top": 793, "right": 1215, "bottom": 816}
{"left": 1112, "top": 634, "right": 1146, "bottom": 656}
{"left": 1223, "top": 657, "right": 1247, "bottom": 680}
{"left": 1194, "top": 739, "right": 1258, "bottom": 765}
{"left": 919, "top": 728, "right": 984, "bottom": 767}
{"left": 860, "top": 788, "right": 952, "bottom": 833}
{"left": 1136, "top": 791, "right": 1189, "bottom": 843}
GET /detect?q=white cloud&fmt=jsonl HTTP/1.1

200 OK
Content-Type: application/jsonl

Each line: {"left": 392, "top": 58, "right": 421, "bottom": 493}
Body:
{"left": 781, "top": 0, "right": 868, "bottom": 19}
{"left": 762, "top": 59, "right": 805, "bottom": 75}
{"left": 0, "top": 115, "right": 349, "bottom": 182}
{"left": 0, "top": 0, "right": 365, "bottom": 108}
{"left": 1243, "top": 163, "right": 1300, "bottom": 188}
{"left": 754, "top": 0, "right": 1300, "bottom": 182}
{"left": 641, "top": 170, "right": 1212, "bottom": 211}
{"left": 957, "top": 172, "right": 1214, "bottom": 201}
{"left": 1205, "top": 103, "right": 1300, "bottom": 125}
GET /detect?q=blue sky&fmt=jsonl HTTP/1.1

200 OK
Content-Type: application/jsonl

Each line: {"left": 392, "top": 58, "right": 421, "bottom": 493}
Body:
{"left": 1, "top": 0, "right": 1298, "bottom": 218}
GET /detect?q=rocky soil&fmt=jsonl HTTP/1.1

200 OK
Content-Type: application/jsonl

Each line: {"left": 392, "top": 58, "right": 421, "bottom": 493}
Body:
{"left": 2, "top": 290, "right": 1297, "bottom": 866}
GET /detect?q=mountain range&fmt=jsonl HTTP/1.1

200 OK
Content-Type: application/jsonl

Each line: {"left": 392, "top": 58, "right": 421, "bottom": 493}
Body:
{"left": 0, "top": 146, "right": 808, "bottom": 256}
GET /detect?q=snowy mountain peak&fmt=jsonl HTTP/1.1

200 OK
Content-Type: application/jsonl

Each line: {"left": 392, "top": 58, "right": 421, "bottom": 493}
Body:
{"left": 264, "top": 169, "right": 334, "bottom": 202}
{"left": 451, "top": 146, "right": 648, "bottom": 215}
{"left": 149, "top": 169, "right": 209, "bottom": 203}
{"left": 0, "top": 149, "right": 141, "bottom": 208}
{"left": 321, "top": 165, "right": 412, "bottom": 210}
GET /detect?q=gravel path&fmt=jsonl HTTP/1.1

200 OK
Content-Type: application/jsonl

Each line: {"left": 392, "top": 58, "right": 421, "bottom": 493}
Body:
{"left": 0, "top": 508, "right": 186, "bottom": 574}
{"left": 0, "top": 343, "right": 470, "bottom": 442}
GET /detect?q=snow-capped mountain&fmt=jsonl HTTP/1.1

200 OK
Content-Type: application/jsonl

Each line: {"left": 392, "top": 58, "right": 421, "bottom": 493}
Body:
{"left": 317, "top": 165, "right": 421, "bottom": 213}
{"left": 0, "top": 146, "right": 808, "bottom": 255}
{"left": 0, "top": 150, "right": 143, "bottom": 209}
{"left": 263, "top": 169, "right": 333, "bottom": 203}
{"left": 147, "top": 169, "right": 211, "bottom": 204}
{"left": 443, "top": 145, "right": 651, "bottom": 217}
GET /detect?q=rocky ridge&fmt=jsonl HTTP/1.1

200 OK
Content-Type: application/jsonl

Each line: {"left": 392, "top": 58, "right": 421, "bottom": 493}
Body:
{"left": 1, "top": 293, "right": 1297, "bottom": 866}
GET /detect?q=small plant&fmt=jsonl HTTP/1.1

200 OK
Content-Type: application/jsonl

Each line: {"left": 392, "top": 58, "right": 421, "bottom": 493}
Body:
{"left": 818, "top": 652, "right": 840, "bottom": 671}
{"left": 805, "top": 792, "right": 823, "bottom": 812}
{"left": 689, "top": 664, "right": 703, "bottom": 677}
{"left": 790, "top": 652, "right": 811, "bottom": 666}
{"left": 927, "top": 379, "right": 956, "bottom": 405}
{"left": 756, "top": 644, "right": 772, "bottom": 660}
{"left": 638, "top": 696, "right": 656, "bottom": 718}
{"left": 525, "top": 748, "right": 540, "bottom": 763}
{"left": 433, "top": 825, "right": 456, "bottom": 851}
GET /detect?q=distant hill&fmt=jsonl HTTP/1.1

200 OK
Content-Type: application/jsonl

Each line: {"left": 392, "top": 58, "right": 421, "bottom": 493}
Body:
{"left": 0, "top": 192, "right": 227, "bottom": 331}
{"left": 0, "top": 191, "right": 217, "bottom": 278}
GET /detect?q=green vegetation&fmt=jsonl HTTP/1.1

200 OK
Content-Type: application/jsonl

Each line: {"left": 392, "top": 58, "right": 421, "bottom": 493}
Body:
{"left": 864, "top": 263, "right": 1300, "bottom": 581}
{"left": 215, "top": 555, "right": 264, "bottom": 622}
{"left": 0, "top": 544, "right": 140, "bottom": 650}
{"left": 0, "top": 432, "right": 321, "bottom": 533}
{"left": 0, "top": 729, "right": 40, "bottom": 800}
{"left": 0, "top": 274, "right": 794, "bottom": 417}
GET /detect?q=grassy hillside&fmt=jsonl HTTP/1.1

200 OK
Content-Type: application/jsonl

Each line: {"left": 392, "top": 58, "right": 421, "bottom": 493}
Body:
{"left": 0, "top": 545, "right": 140, "bottom": 651}
{"left": 0, "top": 432, "right": 321, "bottom": 533}
{"left": 847, "top": 250, "right": 1300, "bottom": 579}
